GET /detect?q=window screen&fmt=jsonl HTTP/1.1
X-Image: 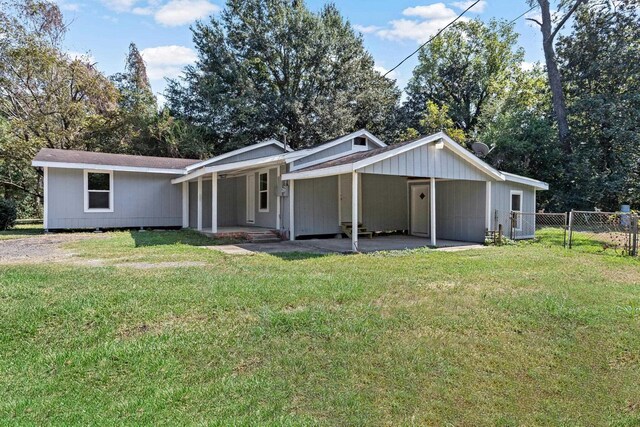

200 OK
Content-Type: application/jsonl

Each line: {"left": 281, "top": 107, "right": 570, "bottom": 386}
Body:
{"left": 511, "top": 193, "right": 522, "bottom": 212}
{"left": 87, "top": 172, "right": 111, "bottom": 210}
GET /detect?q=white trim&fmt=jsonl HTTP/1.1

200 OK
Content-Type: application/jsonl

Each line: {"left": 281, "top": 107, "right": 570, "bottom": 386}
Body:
{"left": 501, "top": 171, "right": 549, "bottom": 190}
{"left": 285, "top": 129, "right": 386, "bottom": 165}
{"left": 351, "top": 171, "right": 359, "bottom": 252}
{"left": 211, "top": 172, "right": 218, "bottom": 234}
{"left": 43, "top": 167, "right": 48, "bottom": 230}
{"left": 185, "top": 139, "right": 291, "bottom": 172}
{"left": 510, "top": 190, "right": 523, "bottom": 231}
{"left": 83, "top": 169, "right": 114, "bottom": 213}
{"left": 276, "top": 167, "right": 281, "bottom": 230}
{"left": 258, "top": 169, "right": 270, "bottom": 212}
{"left": 290, "top": 148, "right": 366, "bottom": 171}
{"left": 172, "top": 153, "right": 290, "bottom": 184}
{"left": 33, "top": 161, "right": 186, "bottom": 175}
{"left": 197, "top": 176, "right": 203, "bottom": 230}
{"left": 430, "top": 177, "right": 436, "bottom": 246}
{"left": 289, "top": 180, "right": 295, "bottom": 240}
{"left": 182, "top": 181, "right": 189, "bottom": 228}
{"left": 282, "top": 164, "right": 352, "bottom": 181}
{"left": 246, "top": 174, "right": 256, "bottom": 224}
{"left": 485, "top": 181, "right": 492, "bottom": 230}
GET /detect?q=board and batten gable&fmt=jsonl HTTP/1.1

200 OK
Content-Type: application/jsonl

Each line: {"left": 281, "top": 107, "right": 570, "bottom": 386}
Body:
{"left": 46, "top": 168, "right": 182, "bottom": 229}
{"left": 293, "top": 138, "right": 374, "bottom": 168}
{"left": 358, "top": 144, "right": 489, "bottom": 181}
{"left": 206, "top": 144, "right": 286, "bottom": 167}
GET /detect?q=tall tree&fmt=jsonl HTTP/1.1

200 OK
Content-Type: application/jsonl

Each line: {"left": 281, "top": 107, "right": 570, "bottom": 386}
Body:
{"left": 403, "top": 19, "right": 523, "bottom": 138}
{"left": 166, "top": 0, "right": 400, "bottom": 154}
{"left": 556, "top": 0, "right": 640, "bottom": 210}
{"left": 527, "top": 0, "right": 587, "bottom": 154}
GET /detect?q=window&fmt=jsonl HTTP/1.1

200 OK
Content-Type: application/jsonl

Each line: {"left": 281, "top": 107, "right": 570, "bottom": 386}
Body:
{"left": 259, "top": 171, "right": 269, "bottom": 212}
{"left": 510, "top": 190, "right": 523, "bottom": 230}
{"left": 84, "top": 170, "right": 113, "bottom": 212}
{"left": 353, "top": 137, "right": 367, "bottom": 147}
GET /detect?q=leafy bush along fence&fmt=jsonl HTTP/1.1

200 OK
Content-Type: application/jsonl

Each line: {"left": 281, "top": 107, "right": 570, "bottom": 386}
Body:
{"left": 504, "top": 210, "right": 639, "bottom": 256}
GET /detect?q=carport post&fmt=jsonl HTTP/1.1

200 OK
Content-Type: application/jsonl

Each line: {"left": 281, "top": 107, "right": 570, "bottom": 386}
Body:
{"left": 211, "top": 172, "right": 217, "bottom": 234}
{"left": 289, "top": 180, "right": 295, "bottom": 241}
{"left": 352, "top": 171, "right": 359, "bottom": 252}
{"left": 197, "top": 176, "right": 203, "bottom": 231}
{"left": 182, "top": 181, "right": 189, "bottom": 228}
{"left": 430, "top": 177, "right": 436, "bottom": 247}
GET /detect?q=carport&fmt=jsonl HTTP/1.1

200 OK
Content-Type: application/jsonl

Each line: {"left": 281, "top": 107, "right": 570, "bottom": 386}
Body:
{"left": 282, "top": 133, "right": 501, "bottom": 252}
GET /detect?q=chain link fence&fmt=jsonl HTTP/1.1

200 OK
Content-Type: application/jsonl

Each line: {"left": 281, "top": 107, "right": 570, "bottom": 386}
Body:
{"left": 495, "top": 210, "right": 638, "bottom": 256}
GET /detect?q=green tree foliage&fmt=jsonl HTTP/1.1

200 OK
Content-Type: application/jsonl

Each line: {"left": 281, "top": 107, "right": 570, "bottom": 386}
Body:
{"left": 403, "top": 101, "right": 466, "bottom": 145}
{"left": 556, "top": 0, "right": 640, "bottom": 210}
{"left": 166, "top": 0, "right": 400, "bottom": 153}
{"left": 404, "top": 19, "right": 523, "bottom": 138}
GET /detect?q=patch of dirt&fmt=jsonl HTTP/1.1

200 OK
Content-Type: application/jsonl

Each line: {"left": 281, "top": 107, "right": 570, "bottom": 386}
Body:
{"left": 117, "top": 313, "right": 212, "bottom": 339}
{"left": 0, "top": 232, "right": 110, "bottom": 264}
{"left": 111, "top": 261, "right": 206, "bottom": 269}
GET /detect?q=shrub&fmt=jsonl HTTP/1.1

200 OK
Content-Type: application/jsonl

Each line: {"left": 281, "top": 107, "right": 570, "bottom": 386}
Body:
{"left": 0, "top": 199, "right": 17, "bottom": 231}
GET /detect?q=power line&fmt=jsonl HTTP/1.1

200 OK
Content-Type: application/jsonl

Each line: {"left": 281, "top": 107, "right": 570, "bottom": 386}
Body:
{"left": 383, "top": 0, "right": 480, "bottom": 78}
{"left": 382, "top": 2, "right": 538, "bottom": 78}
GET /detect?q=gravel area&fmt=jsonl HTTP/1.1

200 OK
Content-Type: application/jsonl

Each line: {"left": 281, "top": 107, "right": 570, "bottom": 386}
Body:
{"left": 0, "top": 233, "right": 108, "bottom": 264}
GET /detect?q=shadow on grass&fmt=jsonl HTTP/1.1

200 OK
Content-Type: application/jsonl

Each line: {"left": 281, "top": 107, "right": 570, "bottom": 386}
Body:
{"left": 263, "top": 251, "right": 332, "bottom": 261}
{"left": 0, "top": 224, "right": 44, "bottom": 240}
{"left": 130, "top": 229, "right": 243, "bottom": 248}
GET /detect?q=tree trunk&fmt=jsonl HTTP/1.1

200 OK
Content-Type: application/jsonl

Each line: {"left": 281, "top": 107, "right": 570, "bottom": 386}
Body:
{"left": 538, "top": 0, "right": 572, "bottom": 154}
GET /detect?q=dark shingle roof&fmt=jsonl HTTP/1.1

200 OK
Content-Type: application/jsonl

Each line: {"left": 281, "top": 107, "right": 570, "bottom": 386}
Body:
{"left": 296, "top": 136, "right": 425, "bottom": 172}
{"left": 33, "top": 148, "right": 200, "bottom": 170}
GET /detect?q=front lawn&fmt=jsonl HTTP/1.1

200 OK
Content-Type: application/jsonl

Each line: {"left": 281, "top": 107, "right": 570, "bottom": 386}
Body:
{"left": 0, "top": 230, "right": 639, "bottom": 425}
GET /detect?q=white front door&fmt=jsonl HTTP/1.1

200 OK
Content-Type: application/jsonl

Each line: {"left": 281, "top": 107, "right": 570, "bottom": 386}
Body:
{"left": 411, "top": 184, "right": 429, "bottom": 237}
{"left": 246, "top": 174, "right": 255, "bottom": 223}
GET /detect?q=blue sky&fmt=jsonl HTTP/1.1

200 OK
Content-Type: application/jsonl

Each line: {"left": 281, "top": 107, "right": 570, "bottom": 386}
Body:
{"left": 56, "top": 0, "right": 544, "bottom": 104}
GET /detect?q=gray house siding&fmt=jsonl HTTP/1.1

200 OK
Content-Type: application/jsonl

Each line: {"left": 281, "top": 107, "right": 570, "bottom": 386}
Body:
{"left": 294, "top": 176, "right": 340, "bottom": 236}
{"left": 491, "top": 181, "right": 536, "bottom": 238}
{"left": 47, "top": 168, "right": 182, "bottom": 229}
{"left": 209, "top": 145, "right": 284, "bottom": 166}
{"left": 435, "top": 180, "right": 486, "bottom": 243}
{"left": 359, "top": 144, "right": 488, "bottom": 181}
{"left": 361, "top": 174, "right": 407, "bottom": 232}
{"left": 189, "top": 181, "right": 197, "bottom": 228}
{"left": 294, "top": 140, "right": 355, "bottom": 167}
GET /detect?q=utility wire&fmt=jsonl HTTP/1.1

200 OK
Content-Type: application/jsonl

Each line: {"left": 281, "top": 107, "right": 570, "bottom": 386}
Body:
{"left": 382, "top": 0, "right": 480, "bottom": 77}
{"left": 382, "top": 2, "right": 538, "bottom": 78}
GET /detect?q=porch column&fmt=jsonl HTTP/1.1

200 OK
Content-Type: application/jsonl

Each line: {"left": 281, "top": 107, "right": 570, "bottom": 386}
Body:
{"left": 289, "top": 180, "right": 295, "bottom": 240}
{"left": 197, "top": 176, "right": 203, "bottom": 231}
{"left": 211, "top": 172, "right": 218, "bottom": 234}
{"left": 182, "top": 181, "right": 189, "bottom": 228}
{"left": 43, "top": 167, "right": 48, "bottom": 232}
{"left": 485, "top": 181, "right": 492, "bottom": 230}
{"left": 352, "top": 171, "right": 359, "bottom": 252}
{"left": 430, "top": 177, "right": 436, "bottom": 246}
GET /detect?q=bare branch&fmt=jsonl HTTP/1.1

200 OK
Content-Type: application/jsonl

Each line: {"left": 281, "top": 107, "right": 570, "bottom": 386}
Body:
{"left": 526, "top": 17, "right": 543, "bottom": 27}
{"left": 0, "top": 181, "right": 42, "bottom": 198}
{"left": 550, "top": 0, "right": 587, "bottom": 41}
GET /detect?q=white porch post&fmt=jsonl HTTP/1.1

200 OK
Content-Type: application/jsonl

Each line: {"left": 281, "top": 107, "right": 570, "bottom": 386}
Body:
{"left": 352, "top": 171, "right": 359, "bottom": 252}
{"left": 430, "top": 177, "right": 436, "bottom": 247}
{"left": 182, "top": 181, "right": 189, "bottom": 228}
{"left": 485, "top": 181, "right": 492, "bottom": 230}
{"left": 276, "top": 167, "right": 281, "bottom": 230}
{"left": 211, "top": 172, "right": 218, "bottom": 234}
{"left": 43, "top": 167, "right": 48, "bottom": 232}
{"left": 197, "top": 176, "right": 203, "bottom": 231}
{"left": 289, "top": 180, "right": 295, "bottom": 240}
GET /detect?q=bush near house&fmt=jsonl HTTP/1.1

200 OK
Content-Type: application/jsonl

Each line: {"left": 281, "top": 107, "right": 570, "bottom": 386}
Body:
{"left": 0, "top": 199, "right": 17, "bottom": 230}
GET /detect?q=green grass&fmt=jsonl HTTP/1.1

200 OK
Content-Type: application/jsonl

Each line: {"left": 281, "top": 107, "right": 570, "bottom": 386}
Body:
{"left": 1, "top": 230, "right": 640, "bottom": 425}
{"left": 0, "top": 223, "right": 44, "bottom": 240}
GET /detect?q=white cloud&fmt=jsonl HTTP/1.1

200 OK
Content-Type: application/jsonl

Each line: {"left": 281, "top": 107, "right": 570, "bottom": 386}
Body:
{"left": 403, "top": 3, "right": 458, "bottom": 20}
{"left": 354, "top": 24, "right": 381, "bottom": 34}
{"left": 132, "top": 6, "right": 154, "bottom": 15}
{"left": 520, "top": 61, "right": 537, "bottom": 72}
{"left": 54, "top": 0, "right": 82, "bottom": 12}
{"left": 374, "top": 3, "right": 469, "bottom": 43}
{"left": 101, "top": 0, "right": 139, "bottom": 12}
{"left": 373, "top": 65, "right": 398, "bottom": 80}
{"left": 154, "top": 0, "right": 220, "bottom": 26}
{"left": 140, "top": 45, "right": 197, "bottom": 80}
{"left": 451, "top": 0, "right": 487, "bottom": 13}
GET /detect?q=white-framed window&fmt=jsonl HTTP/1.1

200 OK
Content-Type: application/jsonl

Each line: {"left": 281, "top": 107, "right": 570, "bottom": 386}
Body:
{"left": 353, "top": 136, "right": 367, "bottom": 148}
{"left": 84, "top": 170, "right": 113, "bottom": 213}
{"left": 258, "top": 170, "right": 269, "bottom": 212}
{"left": 510, "top": 190, "right": 523, "bottom": 230}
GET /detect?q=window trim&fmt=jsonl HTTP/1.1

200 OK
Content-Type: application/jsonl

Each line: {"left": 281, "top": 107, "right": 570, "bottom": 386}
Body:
{"left": 258, "top": 169, "right": 269, "bottom": 213}
{"left": 510, "top": 190, "right": 523, "bottom": 231}
{"left": 84, "top": 169, "right": 114, "bottom": 213}
{"left": 352, "top": 136, "right": 367, "bottom": 148}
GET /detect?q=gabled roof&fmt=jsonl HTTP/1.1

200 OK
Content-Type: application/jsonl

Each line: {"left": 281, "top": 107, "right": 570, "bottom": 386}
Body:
{"left": 282, "top": 132, "right": 549, "bottom": 190}
{"left": 32, "top": 148, "right": 199, "bottom": 174}
{"left": 185, "top": 139, "right": 291, "bottom": 172}
{"left": 287, "top": 129, "right": 386, "bottom": 166}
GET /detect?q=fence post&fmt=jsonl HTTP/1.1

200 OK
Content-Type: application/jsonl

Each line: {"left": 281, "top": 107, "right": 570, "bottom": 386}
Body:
{"left": 509, "top": 212, "right": 514, "bottom": 240}
{"left": 568, "top": 210, "right": 574, "bottom": 249}
{"left": 563, "top": 212, "right": 568, "bottom": 248}
{"left": 498, "top": 223, "right": 503, "bottom": 245}
{"left": 632, "top": 215, "right": 638, "bottom": 257}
